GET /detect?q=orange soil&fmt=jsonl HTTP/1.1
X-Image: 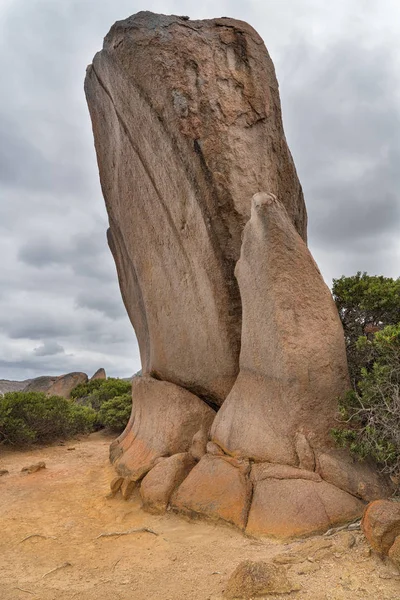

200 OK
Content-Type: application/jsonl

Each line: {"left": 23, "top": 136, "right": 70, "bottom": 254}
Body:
{"left": 0, "top": 431, "right": 399, "bottom": 600}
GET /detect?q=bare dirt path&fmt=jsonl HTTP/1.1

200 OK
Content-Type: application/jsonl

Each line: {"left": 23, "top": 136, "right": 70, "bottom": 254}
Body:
{"left": 1, "top": 432, "right": 399, "bottom": 600}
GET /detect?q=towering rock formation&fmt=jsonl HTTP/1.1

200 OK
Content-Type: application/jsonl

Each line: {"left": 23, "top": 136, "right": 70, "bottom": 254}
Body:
{"left": 85, "top": 11, "right": 306, "bottom": 407}
{"left": 85, "top": 12, "right": 392, "bottom": 537}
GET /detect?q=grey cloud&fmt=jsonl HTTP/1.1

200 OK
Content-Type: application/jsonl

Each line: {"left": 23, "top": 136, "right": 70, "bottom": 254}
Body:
{"left": 0, "top": 112, "right": 92, "bottom": 197}
{"left": 17, "top": 229, "right": 114, "bottom": 281}
{"left": 4, "top": 311, "right": 120, "bottom": 342}
{"left": 18, "top": 239, "right": 69, "bottom": 268}
{"left": 75, "top": 290, "right": 126, "bottom": 320}
{"left": 0, "top": 118, "right": 46, "bottom": 189}
{"left": 279, "top": 39, "right": 400, "bottom": 272}
{"left": 311, "top": 186, "right": 400, "bottom": 248}
{"left": 34, "top": 341, "right": 65, "bottom": 356}
{"left": 6, "top": 316, "right": 76, "bottom": 341}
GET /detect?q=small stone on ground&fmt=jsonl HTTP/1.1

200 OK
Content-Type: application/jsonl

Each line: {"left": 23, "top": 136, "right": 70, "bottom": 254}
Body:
{"left": 223, "top": 560, "right": 300, "bottom": 598}
{"left": 21, "top": 461, "right": 46, "bottom": 474}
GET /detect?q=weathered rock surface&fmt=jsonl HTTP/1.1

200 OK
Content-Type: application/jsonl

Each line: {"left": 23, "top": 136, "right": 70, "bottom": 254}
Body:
{"left": 140, "top": 452, "right": 196, "bottom": 513}
{"left": 317, "top": 450, "right": 394, "bottom": 502}
{"left": 362, "top": 500, "right": 400, "bottom": 555}
{"left": 85, "top": 11, "right": 306, "bottom": 406}
{"left": 223, "top": 560, "right": 299, "bottom": 598}
{"left": 46, "top": 372, "right": 88, "bottom": 399}
{"left": 250, "top": 462, "right": 322, "bottom": 483}
{"left": 90, "top": 368, "right": 106, "bottom": 381}
{"left": 179, "top": 193, "right": 382, "bottom": 536}
{"left": 295, "top": 432, "right": 316, "bottom": 471}
{"left": 110, "top": 376, "right": 215, "bottom": 483}
{"left": 4, "top": 373, "right": 97, "bottom": 397}
{"left": 207, "top": 441, "right": 225, "bottom": 456}
{"left": 246, "top": 478, "right": 363, "bottom": 538}
{"left": 172, "top": 454, "right": 252, "bottom": 529}
{"left": 211, "top": 193, "right": 350, "bottom": 464}
{"left": 190, "top": 429, "right": 209, "bottom": 462}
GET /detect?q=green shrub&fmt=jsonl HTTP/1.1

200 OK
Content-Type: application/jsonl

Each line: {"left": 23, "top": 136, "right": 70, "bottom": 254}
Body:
{"left": 332, "top": 323, "right": 400, "bottom": 479}
{"left": 70, "top": 378, "right": 105, "bottom": 399}
{"left": 0, "top": 391, "right": 96, "bottom": 446}
{"left": 97, "top": 393, "right": 132, "bottom": 432}
{"left": 71, "top": 378, "right": 131, "bottom": 411}
{"left": 332, "top": 272, "right": 400, "bottom": 384}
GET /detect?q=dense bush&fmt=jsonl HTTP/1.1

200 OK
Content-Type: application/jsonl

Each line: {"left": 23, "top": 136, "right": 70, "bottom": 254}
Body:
{"left": 71, "top": 378, "right": 132, "bottom": 411}
{"left": 70, "top": 378, "right": 104, "bottom": 399}
{"left": 0, "top": 377, "right": 133, "bottom": 446}
{"left": 332, "top": 324, "right": 400, "bottom": 477}
{"left": 0, "top": 391, "right": 96, "bottom": 446}
{"left": 332, "top": 272, "right": 400, "bottom": 384}
{"left": 97, "top": 393, "right": 132, "bottom": 432}
{"left": 332, "top": 274, "right": 400, "bottom": 480}
{"left": 70, "top": 377, "right": 132, "bottom": 432}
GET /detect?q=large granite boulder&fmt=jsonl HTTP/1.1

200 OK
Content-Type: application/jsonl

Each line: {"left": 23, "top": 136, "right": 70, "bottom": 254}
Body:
{"left": 85, "top": 12, "right": 392, "bottom": 538}
{"left": 362, "top": 500, "right": 400, "bottom": 555}
{"left": 85, "top": 11, "right": 306, "bottom": 406}
{"left": 46, "top": 372, "right": 88, "bottom": 399}
{"left": 23, "top": 372, "right": 88, "bottom": 399}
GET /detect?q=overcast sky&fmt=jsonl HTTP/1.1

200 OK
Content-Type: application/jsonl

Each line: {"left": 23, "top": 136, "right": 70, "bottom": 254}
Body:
{"left": 1, "top": 0, "right": 399, "bottom": 381}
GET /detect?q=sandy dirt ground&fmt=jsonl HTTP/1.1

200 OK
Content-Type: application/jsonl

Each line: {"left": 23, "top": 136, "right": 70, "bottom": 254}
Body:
{"left": 1, "top": 431, "right": 399, "bottom": 600}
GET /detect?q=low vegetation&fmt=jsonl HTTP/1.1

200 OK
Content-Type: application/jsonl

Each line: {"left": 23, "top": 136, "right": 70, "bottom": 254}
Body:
{"left": 0, "top": 391, "right": 96, "bottom": 445}
{"left": 97, "top": 393, "right": 132, "bottom": 431}
{"left": 71, "top": 377, "right": 131, "bottom": 411}
{"left": 332, "top": 273, "right": 400, "bottom": 480}
{"left": 0, "top": 378, "right": 133, "bottom": 446}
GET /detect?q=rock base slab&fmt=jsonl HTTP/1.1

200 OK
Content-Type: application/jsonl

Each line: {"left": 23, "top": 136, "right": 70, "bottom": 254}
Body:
{"left": 140, "top": 452, "right": 196, "bottom": 514}
{"left": 171, "top": 454, "right": 252, "bottom": 530}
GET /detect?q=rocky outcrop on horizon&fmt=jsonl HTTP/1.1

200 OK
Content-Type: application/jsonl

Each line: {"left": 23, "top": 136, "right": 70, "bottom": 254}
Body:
{"left": 90, "top": 368, "right": 106, "bottom": 381}
{"left": 0, "top": 368, "right": 108, "bottom": 398}
{"left": 23, "top": 375, "right": 59, "bottom": 394}
{"left": 45, "top": 372, "right": 88, "bottom": 398}
{"left": 85, "top": 11, "right": 392, "bottom": 538}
